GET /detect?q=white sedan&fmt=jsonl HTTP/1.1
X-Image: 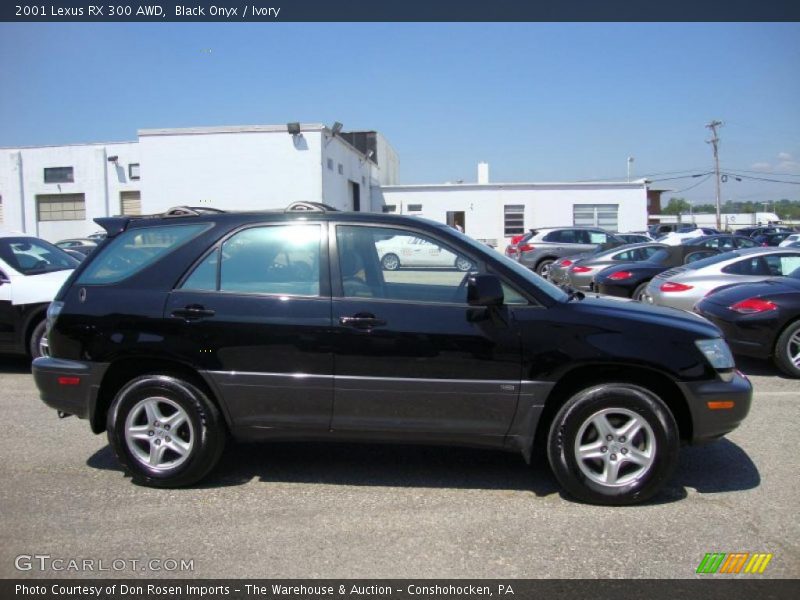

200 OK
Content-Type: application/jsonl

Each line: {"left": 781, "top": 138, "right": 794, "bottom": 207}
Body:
{"left": 376, "top": 235, "right": 473, "bottom": 271}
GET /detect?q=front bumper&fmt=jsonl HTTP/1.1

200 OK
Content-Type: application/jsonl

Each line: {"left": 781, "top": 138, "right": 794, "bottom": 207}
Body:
{"left": 678, "top": 370, "right": 753, "bottom": 444}
{"left": 32, "top": 357, "right": 109, "bottom": 427}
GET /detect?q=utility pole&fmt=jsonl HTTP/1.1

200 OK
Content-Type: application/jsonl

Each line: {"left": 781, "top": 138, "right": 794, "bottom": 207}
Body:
{"left": 627, "top": 156, "right": 634, "bottom": 182}
{"left": 706, "top": 120, "right": 723, "bottom": 230}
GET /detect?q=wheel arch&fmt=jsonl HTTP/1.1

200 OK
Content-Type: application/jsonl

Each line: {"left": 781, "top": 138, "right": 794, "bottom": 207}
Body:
{"left": 92, "top": 357, "right": 229, "bottom": 434}
{"left": 531, "top": 364, "right": 692, "bottom": 459}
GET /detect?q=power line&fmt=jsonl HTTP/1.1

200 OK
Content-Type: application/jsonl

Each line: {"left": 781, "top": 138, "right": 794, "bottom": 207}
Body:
{"left": 723, "top": 172, "right": 800, "bottom": 185}
{"left": 726, "top": 167, "right": 800, "bottom": 178}
{"left": 670, "top": 174, "right": 714, "bottom": 194}
{"left": 646, "top": 172, "right": 712, "bottom": 183}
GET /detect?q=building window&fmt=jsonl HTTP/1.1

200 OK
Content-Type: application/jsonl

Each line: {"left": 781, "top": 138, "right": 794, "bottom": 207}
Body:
{"left": 327, "top": 158, "right": 334, "bottom": 170}
{"left": 338, "top": 163, "right": 344, "bottom": 175}
{"left": 382, "top": 205, "right": 397, "bottom": 213}
{"left": 407, "top": 204, "right": 423, "bottom": 212}
{"left": 120, "top": 191, "right": 142, "bottom": 215}
{"left": 503, "top": 205, "right": 525, "bottom": 235}
{"left": 43, "top": 167, "right": 74, "bottom": 184}
{"left": 128, "top": 163, "right": 141, "bottom": 180}
{"left": 573, "top": 204, "right": 619, "bottom": 231}
{"left": 36, "top": 193, "right": 86, "bottom": 221}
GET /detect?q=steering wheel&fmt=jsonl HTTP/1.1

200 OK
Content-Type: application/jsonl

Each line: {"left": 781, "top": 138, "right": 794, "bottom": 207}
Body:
{"left": 32, "top": 260, "right": 49, "bottom": 271}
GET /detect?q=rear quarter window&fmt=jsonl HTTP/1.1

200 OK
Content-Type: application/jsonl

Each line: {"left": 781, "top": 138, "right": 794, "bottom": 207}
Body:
{"left": 77, "top": 224, "right": 209, "bottom": 284}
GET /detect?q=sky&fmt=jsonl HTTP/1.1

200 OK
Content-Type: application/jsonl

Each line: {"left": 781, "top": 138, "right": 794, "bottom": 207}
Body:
{"left": 1, "top": 22, "right": 799, "bottom": 206}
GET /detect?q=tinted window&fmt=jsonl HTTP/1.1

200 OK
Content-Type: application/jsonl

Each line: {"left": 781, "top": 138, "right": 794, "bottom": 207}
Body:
{"left": 184, "top": 225, "right": 322, "bottom": 296}
{"left": 337, "top": 226, "right": 474, "bottom": 303}
{"left": 0, "top": 237, "right": 78, "bottom": 275}
{"left": 722, "top": 257, "right": 773, "bottom": 276}
{"left": 684, "top": 250, "right": 740, "bottom": 271}
{"left": 79, "top": 224, "right": 207, "bottom": 284}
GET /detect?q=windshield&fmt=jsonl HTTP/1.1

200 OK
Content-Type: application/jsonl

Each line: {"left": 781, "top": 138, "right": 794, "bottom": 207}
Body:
{"left": 442, "top": 227, "right": 569, "bottom": 302}
{"left": 0, "top": 237, "right": 79, "bottom": 275}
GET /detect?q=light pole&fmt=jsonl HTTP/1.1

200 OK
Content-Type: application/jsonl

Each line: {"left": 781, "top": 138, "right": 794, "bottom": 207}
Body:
{"left": 627, "top": 156, "right": 634, "bottom": 182}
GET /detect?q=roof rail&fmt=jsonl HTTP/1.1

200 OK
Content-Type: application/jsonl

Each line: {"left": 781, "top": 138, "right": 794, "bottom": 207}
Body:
{"left": 285, "top": 201, "right": 339, "bottom": 213}
{"left": 164, "top": 206, "right": 227, "bottom": 216}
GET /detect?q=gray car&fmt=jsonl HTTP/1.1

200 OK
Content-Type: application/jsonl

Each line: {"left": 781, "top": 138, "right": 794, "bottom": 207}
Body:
{"left": 644, "top": 247, "right": 800, "bottom": 311}
{"left": 516, "top": 227, "right": 623, "bottom": 277}
{"left": 565, "top": 242, "right": 668, "bottom": 291}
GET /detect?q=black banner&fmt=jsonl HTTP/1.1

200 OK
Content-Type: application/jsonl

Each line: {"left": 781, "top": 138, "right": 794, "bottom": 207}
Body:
{"left": 2, "top": 1, "right": 800, "bottom": 22}
{"left": 3, "top": 580, "right": 800, "bottom": 600}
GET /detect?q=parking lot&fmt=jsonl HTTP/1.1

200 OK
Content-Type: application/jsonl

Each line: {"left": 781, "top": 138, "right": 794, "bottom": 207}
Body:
{"left": 0, "top": 355, "right": 797, "bottom": 580}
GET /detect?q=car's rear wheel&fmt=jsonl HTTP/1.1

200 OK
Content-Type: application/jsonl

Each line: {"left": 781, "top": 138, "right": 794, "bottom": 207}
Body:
{"left": 107, "top": 375, "right": 226, "bottom": 488}
{"left": 536, "top": 259, "right": 555, "bottom": 278}
{"left": 774, "top": 320, "right": 800, "bottom": 378}
{"left": 547, "top": 383, "right": 679, "bottom": 505}
{"left": 381, "top": 253, "right": 400, "bottom": 271}
{"left": 28, "top": 319, "right": 48, "bottom": 359}
{"left": 632, "top": 281, "right": 650, "bottom": 301}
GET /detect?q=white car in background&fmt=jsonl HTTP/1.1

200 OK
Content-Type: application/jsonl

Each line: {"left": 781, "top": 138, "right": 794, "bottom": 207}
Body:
{"left": 779, "top": 233, "right": 800, "bottom": 247}
{"left": 376, "top": 235, "right": 473, "bottom": 271}
{"left": 0, "top": 232, "right": 79, "bottom": 358}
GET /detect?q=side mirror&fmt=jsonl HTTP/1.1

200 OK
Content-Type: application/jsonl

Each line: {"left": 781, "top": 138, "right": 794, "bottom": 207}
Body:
{"left": 467, "top": 274, "right": 504, "bottom": 307}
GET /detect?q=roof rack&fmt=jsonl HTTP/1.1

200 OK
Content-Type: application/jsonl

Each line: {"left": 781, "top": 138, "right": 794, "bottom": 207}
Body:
{"left": 164, "top": 206, "right": 227, "bottom": 216}
{"left": 284, "top": 201, "right": 339, "bottom": 213}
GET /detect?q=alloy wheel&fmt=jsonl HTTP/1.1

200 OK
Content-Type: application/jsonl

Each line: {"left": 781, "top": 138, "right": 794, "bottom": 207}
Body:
{"left": 124, "top": 397, "right": 194, "bottom": 471}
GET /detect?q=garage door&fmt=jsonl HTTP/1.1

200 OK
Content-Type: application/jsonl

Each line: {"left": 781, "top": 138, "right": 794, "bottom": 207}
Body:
{"left": 120, "top": 191, "right": 141, "bottom": 216}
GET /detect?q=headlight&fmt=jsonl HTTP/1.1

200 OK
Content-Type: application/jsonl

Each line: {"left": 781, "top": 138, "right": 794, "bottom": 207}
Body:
{"left": 695, "top": 338, "right": 735, "bottom": 370}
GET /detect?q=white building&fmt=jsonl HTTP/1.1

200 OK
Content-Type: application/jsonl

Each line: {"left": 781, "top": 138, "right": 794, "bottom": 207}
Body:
{"left": 1, "top": 124, "right": 647, "bottom": 248}
{"left": 0, "top": 123, "right": 398, "bottom": 241}
{"left": 374, "top": 164, "right": 649, "bottom": 248}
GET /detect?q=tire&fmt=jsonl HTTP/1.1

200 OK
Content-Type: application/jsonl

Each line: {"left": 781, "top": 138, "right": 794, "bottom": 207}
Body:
{"left": 381, "top": 253, "right": 400, "bottom": 271}
{"left": 28, "top": 319, "right": 48, "bottom": 359}
{"left": 547, "top": 383, "right": 679, "bottom": 505}
{"left": 536, "top": 258, "right": 555, "bottom": 278}
{"left": 455, "top": 256, "right": 473, "bottom": 272}
{"left": 632, "top": 281, "right": 650, "bottom": 302}
{"left": 107, "top": 375, "right": 226, "bottom": 488}
{"left": 774, "top": 320, "right": 800, "bottom": 378}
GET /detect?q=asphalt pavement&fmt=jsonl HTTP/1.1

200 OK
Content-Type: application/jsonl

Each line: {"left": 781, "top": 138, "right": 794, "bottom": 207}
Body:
{"left": 0, "top": 355, "right": 797, "bottom": 579}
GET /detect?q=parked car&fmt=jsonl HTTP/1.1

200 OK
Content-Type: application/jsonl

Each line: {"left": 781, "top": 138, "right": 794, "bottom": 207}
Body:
{"left": 694, "top": 268, "right": 800, "bottom": 377}
{"left": 753, "top": 232, "right": 792, "bottom": 247}
{"left": 0, "top": 232, "right": 79, "bottom": 358}
{"left": 616, "top": 233, "right": 652, "bottom": 245}
{"left": 56, "top": 238, "right": 98, "bottom": 257}
{"left": 503, "top": 233, "right": 528, "bottom": 259}
{"left": 515, "top": 227, "right": 624, "bottom": 277}
{"left": 32, "top": 203, "right": 752, "bottom": 505}
{"left": 735, "top": 226, "right": 794, "bottom": 238}
{"left": 644, "top": 248, "right": 800, "bottom": 312}
{"left": 594, "top": 245, "right": 722, "bottom": 300}
{"left": 376, "top": 234, "right": 473, "bottom": 271}
{"left": 548, "top": 241, "right": 626, "bottom": 286}
{"left": 562, "top": 243, "right": 668, "bottom": 291}
{"left": 684, "top": 234, "right": 758, "bottom": 252}
{"left": 779, "top": 233, "right": 800, "bottom": 247}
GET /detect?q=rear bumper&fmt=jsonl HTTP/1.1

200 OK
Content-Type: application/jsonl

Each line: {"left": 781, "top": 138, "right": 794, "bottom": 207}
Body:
{"left": 32, "top": 357, "right": 109, "bottom": 425}
{"left": 678, "top": 370, "right": 753, "bottom": 444}
{"left": 595, "top": 282, "right": 633, "bottom": 298}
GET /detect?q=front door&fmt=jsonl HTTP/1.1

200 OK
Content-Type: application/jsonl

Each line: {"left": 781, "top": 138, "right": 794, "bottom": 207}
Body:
{"left": 166, "top": 222, "right": 333, "bottom": 432}
{"left": 330, "top": 223, "right": 522, "bottom": 439}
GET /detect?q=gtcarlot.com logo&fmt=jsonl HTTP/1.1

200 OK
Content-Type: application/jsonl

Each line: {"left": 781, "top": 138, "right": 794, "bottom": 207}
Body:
{"left": 14, "top": 554, "right": 194, "bottom": 573}
{"left": 696, "top": 552, "right": 773, "bottom": 574}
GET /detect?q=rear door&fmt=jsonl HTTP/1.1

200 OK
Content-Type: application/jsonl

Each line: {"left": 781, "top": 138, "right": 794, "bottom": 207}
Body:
{"left": 167, "top": 222, "right": 334, "bottom": 432}
{"left": 330, "top": 223, "right": 522, "bottom": 439}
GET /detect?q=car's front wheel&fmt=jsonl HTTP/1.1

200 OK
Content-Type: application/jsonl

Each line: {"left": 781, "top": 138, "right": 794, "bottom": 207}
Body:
{"left": 107, "top": 374, "right": 226, "bottom": 487}
{"left": 536, "top": 259, "right": 555, "bottom": 278}
{"left": 381, "top": 253, "right": 400, "bottom": 271}
{"left": 632, "top": 281, "right": 650, "bottom": 301}
{"left": 774, "top": 320, "right": 800, "bottom": 378}
{"left": 547, "top": 383, "right": 679, "bottom": 505}
{"left": 29, "top": 319, "right": 48, "bottom": 359}
{"left": 455, "top": 256, "right": 473, "bottom": 272}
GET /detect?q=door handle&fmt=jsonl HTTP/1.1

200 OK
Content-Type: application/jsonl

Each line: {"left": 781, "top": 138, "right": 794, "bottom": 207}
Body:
{"left": 339, "top": 313, "right": 387, "bottom": 329}
{"left": 171, "top": 304, "right": 216, "bottom": 320}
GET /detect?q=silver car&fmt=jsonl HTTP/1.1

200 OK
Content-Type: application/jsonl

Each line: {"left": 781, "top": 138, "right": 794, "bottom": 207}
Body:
{"left": 565, "top": 242, "right": 667, "bottom": 291}
{"left": 516, "top": 227, "right": 622, "bottom": 277}
{"left": 644, "top": 247, "right": 800, "bottom": 311}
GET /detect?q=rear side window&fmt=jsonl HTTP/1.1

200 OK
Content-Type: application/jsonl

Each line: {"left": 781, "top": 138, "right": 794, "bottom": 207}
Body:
{"left": 182, "top": 224, "right": 322, "bottom": 297}
{"left": 78, "top": 224, "right": 208, "bottom": 284}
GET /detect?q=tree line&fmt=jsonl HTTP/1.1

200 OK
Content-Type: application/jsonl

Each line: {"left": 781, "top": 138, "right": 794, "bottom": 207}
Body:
{"left": 662, "top": 198, "right": 800, "bottom": 220}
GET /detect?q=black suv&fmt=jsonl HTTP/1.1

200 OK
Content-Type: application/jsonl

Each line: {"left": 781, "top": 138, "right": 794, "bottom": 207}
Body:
{"left": 33, "top": 203, "right": 752, "bottom": 505}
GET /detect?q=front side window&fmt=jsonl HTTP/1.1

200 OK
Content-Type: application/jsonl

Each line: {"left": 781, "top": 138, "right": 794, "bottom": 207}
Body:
{"left": 336, "top": 226, "right": 477, "bottom": 304}
{"left": 0, "top": 237, "right": 78, "bottom": 275}
{"left": 79, "top": 224, "right": 208, "bottom": 284}
{"left": 182, "top": 224, "right": 321, "bottom": 297}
